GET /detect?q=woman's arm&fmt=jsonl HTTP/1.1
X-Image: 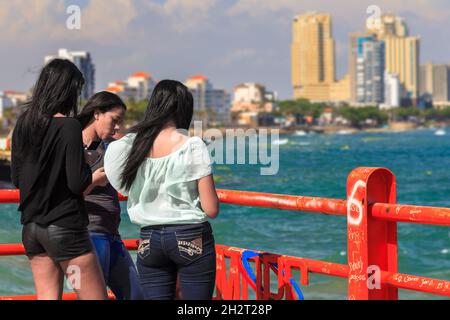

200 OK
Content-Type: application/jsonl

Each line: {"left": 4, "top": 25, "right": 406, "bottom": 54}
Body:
{"left": 64, "top": 120, "right": 92, "bottom": 194}
{"left": 83, "top": 167, "right": 108, "bottom": 196}
{"left": 10, "top": 128, "right": 21, "bottom": 189}
{"left": 198, "top": 174, "right": 219, "bottom": 219}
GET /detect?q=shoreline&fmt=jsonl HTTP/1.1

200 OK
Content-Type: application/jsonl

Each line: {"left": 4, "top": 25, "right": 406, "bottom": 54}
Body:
{"left": 189, "top": 123, "right": 447, "bottom": 136}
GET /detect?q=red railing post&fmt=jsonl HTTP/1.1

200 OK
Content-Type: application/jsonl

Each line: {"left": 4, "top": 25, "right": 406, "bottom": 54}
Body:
{"left": 347, "top": 167, "right": 398, "bottom": 300}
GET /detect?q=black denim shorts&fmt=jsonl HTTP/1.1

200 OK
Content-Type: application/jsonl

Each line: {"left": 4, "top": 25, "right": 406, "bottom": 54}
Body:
{"left": 22, "top": 222, "right": 93, "bottom": 262}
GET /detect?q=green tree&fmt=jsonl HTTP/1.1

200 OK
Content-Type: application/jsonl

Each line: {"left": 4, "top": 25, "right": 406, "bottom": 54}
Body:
{"left": 277, "top": 99, "right": 326, "bottom": 118}
{"left": 338, "top": 106, "right": 388, "bottom": 128}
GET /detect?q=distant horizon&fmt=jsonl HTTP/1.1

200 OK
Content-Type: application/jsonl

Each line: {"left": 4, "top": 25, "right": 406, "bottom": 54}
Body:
{"left": 2, "top": 1, "right": 450, "bottom": 99}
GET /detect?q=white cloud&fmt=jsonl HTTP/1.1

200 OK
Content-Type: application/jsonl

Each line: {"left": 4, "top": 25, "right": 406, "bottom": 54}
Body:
{"left": 227, "top": 0, "right": 299, "bottom": 17}
{"left": 146, "top": 0, "right": 218, "bottom": 33}
{"left": 0, "top": 0, "right": 66, "bottom": 43}
{"left": 227, "top": 0, "right": 450, "bottom": 23}
{"left": 79, "top": 0, "right": 138, "bottom": 41}
{"left": 0, "top": 0, "right": 138, "bottom": 44}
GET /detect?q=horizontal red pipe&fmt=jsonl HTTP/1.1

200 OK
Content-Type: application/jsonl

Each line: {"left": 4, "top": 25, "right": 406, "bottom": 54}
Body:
{"left": 2, "top": 188, "right": 450, "bottom": 226}
{"left": 0, "top": 243, "right": 24, "bottom": 256}
{"left": 216, "top": 189, "right": 347, "bottom": 216}
{"left": 0, "top": 241, "right": 139, "bottom": 257}
{"left": 1, "top": 242, "right": 449, "bottom": 298}
{"left": 0, "top": 190, "right": 19, "bottom": 204}
{"left": 382, "top": 272, "right": 450, "bottom": 297}
{"left": 1, "top": 292, "right": 116, "bottom": 300}
{"left": 371, "top": 203, "right": 450, "bottom": 227}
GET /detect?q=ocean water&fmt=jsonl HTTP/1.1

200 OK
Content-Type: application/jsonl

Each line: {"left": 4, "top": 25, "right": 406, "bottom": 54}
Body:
{"left": 0, "top": 128, "right": 449, "bottom": 299}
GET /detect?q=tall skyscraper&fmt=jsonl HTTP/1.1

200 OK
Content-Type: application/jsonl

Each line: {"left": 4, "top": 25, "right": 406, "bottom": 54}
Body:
{"left": 420, "top": 62, "right": 450, "bottom": 108}
{"left": 45, "top": 49, "right": 95, "bottom": 101}
{"left": 349, "top": 32, "right": 372, "bottom": 103}
{"left": 356, "top": 36, "right": 385, "bottom": 104}
{"left": 383, "top": 36, "right": 420, "bottom": 100}
{"left": 368, "top": 15, "right": 420, "bottom": 102}
{"left": 291, "top": 12, "right": 335, "bottom": 101}
{"left": 367, "top": 14, "right": 408, "bottom": 38}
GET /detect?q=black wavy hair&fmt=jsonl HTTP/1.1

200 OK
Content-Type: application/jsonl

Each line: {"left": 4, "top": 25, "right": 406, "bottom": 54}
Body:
{"left": 77, "top": 91, "right": 127, "bottom": 129}
{"left": 14, "top": 59, "right": 85, "bottom": 155}
{"left": 120, "top": 80, "right": 194, "bottom": 191}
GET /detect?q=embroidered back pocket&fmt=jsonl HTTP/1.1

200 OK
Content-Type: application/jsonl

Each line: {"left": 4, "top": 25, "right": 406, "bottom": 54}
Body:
{"left": 175, "top": 231, "right": 203, "bottom": 262}
{"left": 137, "top": 230, "right": 152, "bottom": 259}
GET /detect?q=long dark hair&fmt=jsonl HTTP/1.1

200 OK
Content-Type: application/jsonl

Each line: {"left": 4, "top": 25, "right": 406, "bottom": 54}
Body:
{"left": 15, "top": 59, "right": 85, "bottom": 155}
{"left": 77, "top": 91, "right": 127, "bottom": 129}
{"left": 120, "top": 80, "right": 194, "bottom": 191}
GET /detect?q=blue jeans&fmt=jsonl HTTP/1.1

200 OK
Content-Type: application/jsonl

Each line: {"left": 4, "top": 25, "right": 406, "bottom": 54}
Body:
{"left": 90, "top": 232, "right": 144, "bottom": 300}
{"left": 136, "top": 222, "right": 216, "bottom": 300}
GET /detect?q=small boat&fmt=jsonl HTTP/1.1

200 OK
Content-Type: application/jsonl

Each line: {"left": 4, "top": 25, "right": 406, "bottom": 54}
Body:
{"left": 295, "top": 130, "right": 307, "bottom": 136}
{"left": 272, "top": 138, "right": 289, "bottom": 145}
{"left": 337, "top": 130, "right": 354, "bottom": 135}
{"left": 434, "top": 129, "right": 446, "bottom": 136}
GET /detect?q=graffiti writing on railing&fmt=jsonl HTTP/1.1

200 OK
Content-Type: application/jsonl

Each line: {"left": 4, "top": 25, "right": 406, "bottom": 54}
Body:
{"left": 347, "top": 180, "right": 366, "bottom": 226}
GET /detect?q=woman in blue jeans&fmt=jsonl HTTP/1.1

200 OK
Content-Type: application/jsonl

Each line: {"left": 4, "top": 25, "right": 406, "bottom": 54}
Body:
{"left": 78, "top": 91, "right": 143, "bottom": 300}
{"left": 104, "top": 80, "right": 220, "bottom": 300}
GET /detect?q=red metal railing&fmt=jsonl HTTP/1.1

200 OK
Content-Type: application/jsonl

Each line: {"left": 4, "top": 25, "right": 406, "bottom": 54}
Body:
{"left": 0, "top": 167, "right": 449, "bottom": 300}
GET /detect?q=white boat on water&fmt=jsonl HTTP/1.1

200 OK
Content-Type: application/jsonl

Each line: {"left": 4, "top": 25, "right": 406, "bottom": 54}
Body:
{"left": 295, "top": 130, "right": 307, "bottom": 136}
{"left": 435, "top": 129, "right": 446, "bottom": 136}
{"left": 272, "top": 138, "right": 289, "bottom": 145}
{"left": 337, "top": 130, "right": 354, "bottom": 135}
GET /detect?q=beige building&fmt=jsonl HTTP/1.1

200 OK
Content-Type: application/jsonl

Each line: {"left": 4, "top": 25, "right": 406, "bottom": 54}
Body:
{"left": 291, "top": 12, "right": 336, "bottom": 101}
{"left": 232, "top": 83, "right": 275, "bottom": 113}
{"left": 367, "top": 14, "right": 408, "bottom": 38}
{"left": 420, "top": 62, "right": 450, "bottom": 108}
{"left": 368, "top": 14, "right": 420, "bottom": 100}
{"left": 330, "top": 74, "right": 350, "bottom": 102}
{"left": 383, "top": 36, "right": 419, "bottom": 100}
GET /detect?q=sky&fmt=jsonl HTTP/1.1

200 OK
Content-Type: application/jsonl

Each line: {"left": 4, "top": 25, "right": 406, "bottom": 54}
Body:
{"left": 1, "top": 0, "right": 450, "bottom": 99}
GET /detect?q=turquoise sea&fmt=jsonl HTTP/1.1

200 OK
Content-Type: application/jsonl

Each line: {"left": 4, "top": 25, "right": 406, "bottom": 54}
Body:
{"left": 0, "top": 128, "right": 449, "bottom": 299}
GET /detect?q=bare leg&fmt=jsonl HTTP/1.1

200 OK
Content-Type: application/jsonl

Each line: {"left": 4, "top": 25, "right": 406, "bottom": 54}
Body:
{"left": 29, "top": 254, "right": 64, "bottom": 300}
{"left": 59, "top": 252, "right": 108, "bottom": 300}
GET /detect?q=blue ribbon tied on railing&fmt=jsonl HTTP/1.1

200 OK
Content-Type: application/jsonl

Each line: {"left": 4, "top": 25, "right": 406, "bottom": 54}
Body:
{"left": 241, "top": 250, "right": 304, "bottom": 300}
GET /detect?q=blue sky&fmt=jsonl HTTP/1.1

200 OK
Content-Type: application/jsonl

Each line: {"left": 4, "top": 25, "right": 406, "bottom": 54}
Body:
{"left": 1, "top": 0, "right": 450, "bottom": 99}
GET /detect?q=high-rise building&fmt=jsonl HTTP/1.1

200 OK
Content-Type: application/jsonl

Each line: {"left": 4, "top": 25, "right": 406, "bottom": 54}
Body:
{"left": 291, "top": 12, "right": 335, "bottom": 101}
{"left": 367, "top": 14, "right": 409, "bottom": 38}
{"left": 185, "top": 76, "right": 231, "bottom": 126}
{"left": 367, "top": 15, "right": 419, "bottom": 102}
{"left": 383, "top": 36, "right": 420, "bottom": 101}
{"left": 330, "top": 74, "right": 350, "bottom": 102}
{"left": 45, "top": 49, "right": 95, "bottom": 101}
{"left": 349, "top": 32, "right": 373, "bottom": 103}
{"left": 420, "top": 62, "right": 434, "bottom": 97}
{"left": 420, "top": 62, "right": 450, "bottom": 108}
{"left": 355, "top": 36, "right": 385, "bottom": 104}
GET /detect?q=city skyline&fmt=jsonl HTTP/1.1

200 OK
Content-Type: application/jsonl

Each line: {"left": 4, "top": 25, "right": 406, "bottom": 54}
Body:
{"left": 1, "top": 1, "right": 450, "bottom": 99}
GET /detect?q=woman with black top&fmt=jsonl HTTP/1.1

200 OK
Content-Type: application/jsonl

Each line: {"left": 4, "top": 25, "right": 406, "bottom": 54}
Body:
{"left": 10, "top": 59, "right": 108, "bottom": 300}
{"left": 77, "top": 91, "right": 143, "bottom": 300}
